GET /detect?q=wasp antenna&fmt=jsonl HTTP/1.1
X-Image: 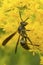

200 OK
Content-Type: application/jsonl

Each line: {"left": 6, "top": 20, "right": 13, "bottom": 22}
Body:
{"left": 24, "top": 17, "right": 29, "bottom": 22}
{"left": 19, "top": 11, "right": 23, "bottom": 21}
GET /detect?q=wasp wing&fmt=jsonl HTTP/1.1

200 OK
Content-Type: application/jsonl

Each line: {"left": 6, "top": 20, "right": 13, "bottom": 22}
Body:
{"left": 2, "top": 31, "right": 17, "bottom": 46}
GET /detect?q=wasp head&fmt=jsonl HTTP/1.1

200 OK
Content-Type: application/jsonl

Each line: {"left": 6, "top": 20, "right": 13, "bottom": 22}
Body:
{"left": 20, "top": 22, "right": 28, "bottom": 26}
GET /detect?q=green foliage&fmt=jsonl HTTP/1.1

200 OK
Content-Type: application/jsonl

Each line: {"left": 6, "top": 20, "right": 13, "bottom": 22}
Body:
{"left": 0, "top": 46, "right": 40, "bottom": 65}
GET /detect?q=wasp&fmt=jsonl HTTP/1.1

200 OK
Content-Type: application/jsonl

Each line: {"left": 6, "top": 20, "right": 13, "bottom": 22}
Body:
{"left": 2, "top": 11, "right": 33, "bottom": 53}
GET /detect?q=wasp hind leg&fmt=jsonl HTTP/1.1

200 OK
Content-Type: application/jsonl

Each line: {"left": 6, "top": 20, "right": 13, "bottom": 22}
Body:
{"left": 25, "top": 36, "right": 33, "bottom": 45}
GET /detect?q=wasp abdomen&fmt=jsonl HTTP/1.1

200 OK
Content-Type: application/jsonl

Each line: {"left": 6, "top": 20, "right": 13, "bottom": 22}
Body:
{"left": 20, "top": 39, "right": 29, "bottom": 50}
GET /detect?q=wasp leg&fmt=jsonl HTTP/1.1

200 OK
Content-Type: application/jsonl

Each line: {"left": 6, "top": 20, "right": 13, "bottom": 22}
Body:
{"left": 15, "top": 35, "right": 20, "bottom": 54}
{"left": 26, "top": 30, "right": 31, "bottom": 31}
{"left": 25, "top": 36, "right": 33, "bottom": 45}
{"left": 27, "top": 37, "right": 39, "bottom": 46}
{"left": 2, "top": 31, "right": 17, "bottom": 46}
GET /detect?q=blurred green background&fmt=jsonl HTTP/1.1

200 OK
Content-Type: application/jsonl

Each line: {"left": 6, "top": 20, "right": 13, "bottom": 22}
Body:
{"left": 0, "top": 46, "right": 40, "bottom": 65}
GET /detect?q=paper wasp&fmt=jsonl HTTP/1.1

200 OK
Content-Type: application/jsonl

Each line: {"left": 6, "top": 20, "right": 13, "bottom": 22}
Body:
{"left": 2, "top": 11, "right": 33, "bottom": 53}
